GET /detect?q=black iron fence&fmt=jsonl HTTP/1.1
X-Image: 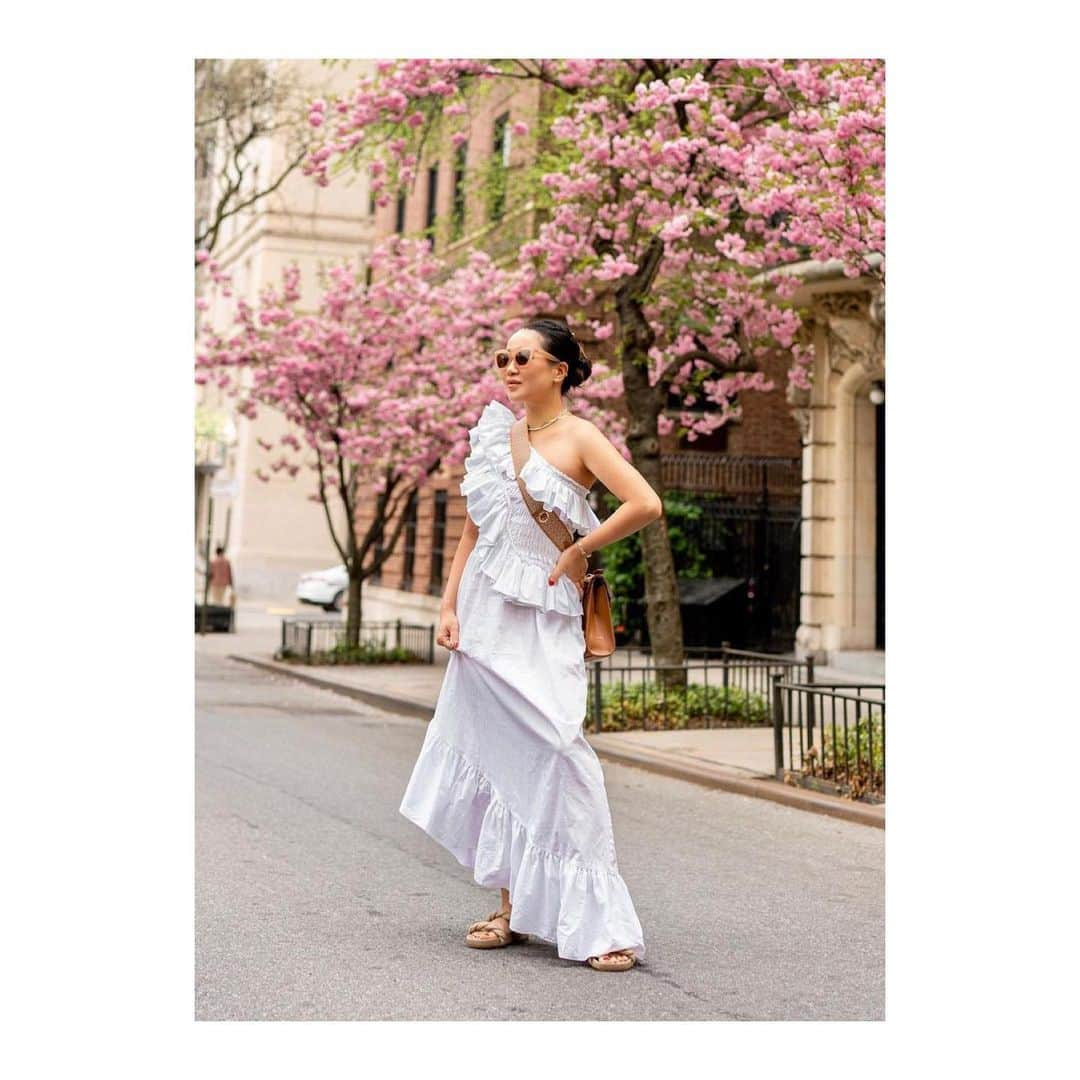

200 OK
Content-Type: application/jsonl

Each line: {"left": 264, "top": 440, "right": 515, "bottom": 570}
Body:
{"left": 584, "top": 645, "right": 814, "bottom": 733}
{"left": 278, "top": 618, "right": 435, "bottom": 664}
{"left": 771, "top": 677, "right": 885, "bottom": 802}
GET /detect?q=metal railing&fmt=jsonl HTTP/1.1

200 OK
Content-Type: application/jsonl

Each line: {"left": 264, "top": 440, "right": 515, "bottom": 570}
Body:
{"left": 584, "top": 645, "right": 814, "bottom": 733}
{"left": 660, "top": 451, "right": 802, "bottom": 497}
{"left": 278, "top": 618, "right": 435, "bottom": 664}
{"left": 771, "top": 676, "right": 885, "bottom": 802}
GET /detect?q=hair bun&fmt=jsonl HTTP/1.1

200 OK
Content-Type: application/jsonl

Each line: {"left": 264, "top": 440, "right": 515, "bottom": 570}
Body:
{"left": 576, "top": 344, "right": 592, "bottom": 380}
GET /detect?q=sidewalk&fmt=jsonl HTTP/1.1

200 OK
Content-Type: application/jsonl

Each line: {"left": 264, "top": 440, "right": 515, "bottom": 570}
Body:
{"left": 205, "top": 602, "right": 883, "bottom": 829}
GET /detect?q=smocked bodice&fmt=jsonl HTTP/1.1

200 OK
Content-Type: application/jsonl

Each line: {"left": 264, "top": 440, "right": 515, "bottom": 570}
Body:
{"left": 459, "top": 399, "right": 601, "bottom": 617}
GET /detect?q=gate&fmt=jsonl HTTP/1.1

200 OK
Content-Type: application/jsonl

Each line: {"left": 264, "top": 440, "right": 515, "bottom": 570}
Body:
{"left": 687, "top": 498, "right": 802, "bottom": 651}
{"left": 663, "top": 454, "right": 802, "bottom": 652}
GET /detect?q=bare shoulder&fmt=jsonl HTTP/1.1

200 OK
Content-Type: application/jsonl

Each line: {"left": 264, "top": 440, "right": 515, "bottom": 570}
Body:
{"left": 567, "top": 414, "right": 609, "bottom": 448}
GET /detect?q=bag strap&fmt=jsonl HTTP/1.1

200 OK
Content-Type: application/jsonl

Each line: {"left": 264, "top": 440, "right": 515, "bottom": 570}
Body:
{"left": 509, "top": 418, "right": 576, "bottom": 553}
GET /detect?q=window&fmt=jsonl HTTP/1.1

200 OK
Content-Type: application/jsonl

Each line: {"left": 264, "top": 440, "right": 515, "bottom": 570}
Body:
{"left": 488, "top": 112, "right": 510, "bottom": 221}
{"left": 196, "top": 136, "right": 215, "bottom": 181}
{"left": 395, "top": 190, "right": 406, "bottom": 234}
{"left": 450, "top": 142, "right": 467, "bottom": 241}
{"left": 428, "top": 490, "right": 448, "bottom": 595}
{"left": 496, "top": 112, "right": 512, "bottom": 167}
{"left": 400, "top": 490, "right": 418, "bottom": 591}
{"left": 425, "top": 162, "right": 439, "bottom": 233}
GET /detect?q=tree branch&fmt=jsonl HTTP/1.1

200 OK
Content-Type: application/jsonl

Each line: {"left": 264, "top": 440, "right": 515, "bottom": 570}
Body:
{"left": 195, "top": 144, "right": 309, "bottom": 255}
{"left": 656, "top": 348, "right": 759, "bottom": 390}
{"left": 311, "top": 442, "right": 350, "bottom": 565}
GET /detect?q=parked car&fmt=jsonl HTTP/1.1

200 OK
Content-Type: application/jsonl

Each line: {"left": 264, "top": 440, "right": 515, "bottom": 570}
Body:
{"left": 297, "top": 564, "right": 349, "bottom": 612}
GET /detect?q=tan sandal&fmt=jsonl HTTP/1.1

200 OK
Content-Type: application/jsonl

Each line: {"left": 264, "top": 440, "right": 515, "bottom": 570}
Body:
{"left": 586, "top": 949, "right": 637, "bottom": 972}
{"left": 464, "top": 908, "right": 527, "bottom": 949}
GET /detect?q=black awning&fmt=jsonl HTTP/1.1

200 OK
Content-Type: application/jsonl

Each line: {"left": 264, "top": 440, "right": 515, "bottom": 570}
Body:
{"left": 676, "top": 576, "right": 746, "bottom": 606}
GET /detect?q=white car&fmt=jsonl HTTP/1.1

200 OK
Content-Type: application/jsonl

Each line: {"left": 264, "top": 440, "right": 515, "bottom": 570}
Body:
{"left": 297, "top": 564, "right": 349, "bottom": 612}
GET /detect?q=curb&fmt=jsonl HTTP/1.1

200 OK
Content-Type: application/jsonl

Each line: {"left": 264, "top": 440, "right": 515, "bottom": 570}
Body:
{"left": 229, "top": 655, "right": 434, "bottom": 720}
{"left": 585, "top": 738, "right": 884, "bottom": 829}
{"left": 229, "top": 654, "right": 884, "bottom": 830}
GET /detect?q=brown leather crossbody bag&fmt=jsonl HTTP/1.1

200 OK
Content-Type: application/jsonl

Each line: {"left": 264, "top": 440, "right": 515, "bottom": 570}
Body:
{"left": 510, "top": 418, "right": 616, "bottom": 662}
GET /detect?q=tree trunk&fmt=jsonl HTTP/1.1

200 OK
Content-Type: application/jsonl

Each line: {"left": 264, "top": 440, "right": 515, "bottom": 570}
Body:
{"left": 616, "top": 260, "right": 686, "bottom": 690}
{"left": 346, "top": 527, "right": 363, "bottom": 648}
{"left": 620, "top": 350, "right": 686, "bottom": 687}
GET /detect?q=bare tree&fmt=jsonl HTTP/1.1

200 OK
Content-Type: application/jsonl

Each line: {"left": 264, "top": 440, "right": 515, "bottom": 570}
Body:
{"left": 194, "top": 59, "right": 320, "bottom": 265}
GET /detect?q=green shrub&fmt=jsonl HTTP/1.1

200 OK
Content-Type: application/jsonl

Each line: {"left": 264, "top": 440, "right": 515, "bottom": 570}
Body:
{"left": 589, "top": 680, "right": 770, "bottom": 731}
{"left": 597, "top": 489, "right": 727, "bottom": 640}
{"left": 806, "top": 709, "right": 885, "bottom": 798}
{"left": 277, "top": 640, "right": 419, "bottom": 665}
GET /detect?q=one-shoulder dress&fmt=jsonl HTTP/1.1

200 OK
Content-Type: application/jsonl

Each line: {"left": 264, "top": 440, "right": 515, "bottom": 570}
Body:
{"left": 398, "top": 398, "right": 646, "bottom": 961}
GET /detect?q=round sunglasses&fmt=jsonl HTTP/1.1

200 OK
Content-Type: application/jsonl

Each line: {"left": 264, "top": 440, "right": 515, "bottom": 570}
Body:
{"left": 494, "top": 347, "right": 562, "bottom": 369}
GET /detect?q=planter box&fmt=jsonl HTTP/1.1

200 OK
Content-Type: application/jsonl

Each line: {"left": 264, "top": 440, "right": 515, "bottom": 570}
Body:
{"left": 195, "top": 604, "right": 235, "bottom": 633}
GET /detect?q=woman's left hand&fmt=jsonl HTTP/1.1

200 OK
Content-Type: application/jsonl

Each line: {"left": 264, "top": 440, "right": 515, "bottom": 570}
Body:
{"left": 549, "top": 544, "right": 588, "bottom": 597}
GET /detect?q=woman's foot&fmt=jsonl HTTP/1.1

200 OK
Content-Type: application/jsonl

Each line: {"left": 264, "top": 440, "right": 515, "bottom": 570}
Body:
{"left": 464, "top": 908, "right": 525, "bottom": 949}
{"left": 586, "top": 949, "right": 637, "bottom": 971}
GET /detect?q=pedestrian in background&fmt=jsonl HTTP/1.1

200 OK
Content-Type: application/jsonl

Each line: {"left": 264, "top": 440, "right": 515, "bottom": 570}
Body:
{"left": 208, "top": 545, "right": 233, "bottom": 606}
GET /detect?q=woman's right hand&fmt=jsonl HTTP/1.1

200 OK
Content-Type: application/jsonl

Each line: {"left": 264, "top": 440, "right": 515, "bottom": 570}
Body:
{"left": 436, "top": 608, "right": 460, "bottom": 651}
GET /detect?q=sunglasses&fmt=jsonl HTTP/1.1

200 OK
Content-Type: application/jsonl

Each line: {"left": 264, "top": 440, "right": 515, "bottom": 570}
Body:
{"left": 494, "top": 347, "right": 562, "bottom": 369}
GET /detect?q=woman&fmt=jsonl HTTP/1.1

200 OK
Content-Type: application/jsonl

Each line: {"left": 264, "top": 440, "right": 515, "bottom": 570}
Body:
{"left": 399, "top": 318, "right": 663, "bottom": 972}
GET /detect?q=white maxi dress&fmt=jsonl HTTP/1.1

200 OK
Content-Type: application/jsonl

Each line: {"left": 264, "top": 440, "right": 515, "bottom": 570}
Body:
{"left": 399, "top": 399, "right": 646, "bottom": 961}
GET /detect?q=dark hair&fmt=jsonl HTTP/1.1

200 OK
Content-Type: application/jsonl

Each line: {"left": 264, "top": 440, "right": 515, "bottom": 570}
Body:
{"left": 524, "top": 318, "right": 592, "bottom": 396}
{"left": 215, "top": 545, "right": 225, "bottom": 556}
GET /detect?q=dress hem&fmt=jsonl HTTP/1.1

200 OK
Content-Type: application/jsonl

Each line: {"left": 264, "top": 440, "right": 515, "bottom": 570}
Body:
{"left": 399, "top": 730, "right": 646, "bottom": 962}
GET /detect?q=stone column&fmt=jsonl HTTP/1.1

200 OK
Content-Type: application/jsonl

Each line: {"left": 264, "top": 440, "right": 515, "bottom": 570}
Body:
{"left": 793, "top": 287, "right": 884, "bottom": 662}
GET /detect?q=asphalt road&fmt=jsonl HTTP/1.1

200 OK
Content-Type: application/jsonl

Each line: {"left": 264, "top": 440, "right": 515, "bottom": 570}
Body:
{"left": 196, "top": 652, "right": 884, "bottom": 1020}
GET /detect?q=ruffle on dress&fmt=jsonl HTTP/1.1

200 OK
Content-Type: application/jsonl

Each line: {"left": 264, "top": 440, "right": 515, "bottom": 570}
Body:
{"left": 400, "top": 730, "right": 646, "bottom": 962}
{"left": 460, "top": 399, "right": 602, "bottom": 618}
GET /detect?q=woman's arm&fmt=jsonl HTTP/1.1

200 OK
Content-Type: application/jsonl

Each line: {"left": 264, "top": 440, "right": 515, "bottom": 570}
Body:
{"left": 440, "top": 514, "right": 480, "bottom": 614}
{"left": 547, "top": 422, "right": 663, "bottom": 590}
{"left": 574, "top": 423, "right": 663, "bottom": 554}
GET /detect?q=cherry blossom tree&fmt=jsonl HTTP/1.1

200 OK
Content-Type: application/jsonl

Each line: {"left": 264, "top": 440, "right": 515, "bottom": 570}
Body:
{"left": 301, "top": 59, "right": 884, "bottom": 670}
{"left": 195, "top": 237, "right": 516, "bottom": 646}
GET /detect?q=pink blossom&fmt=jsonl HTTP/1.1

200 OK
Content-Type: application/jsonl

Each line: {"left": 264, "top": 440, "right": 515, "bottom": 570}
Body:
{"left": 291, "top": 57, "right": 882, "bottom": 443}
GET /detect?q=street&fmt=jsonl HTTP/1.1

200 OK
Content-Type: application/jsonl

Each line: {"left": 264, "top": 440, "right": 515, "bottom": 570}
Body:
{"left": 196, "top": 651, "right": 884, "bottom": 1020}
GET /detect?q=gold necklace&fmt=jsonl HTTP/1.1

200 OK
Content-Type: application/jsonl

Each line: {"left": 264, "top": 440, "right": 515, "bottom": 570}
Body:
{"left": 527, "top": 407, "right": 570, "bottom": 432}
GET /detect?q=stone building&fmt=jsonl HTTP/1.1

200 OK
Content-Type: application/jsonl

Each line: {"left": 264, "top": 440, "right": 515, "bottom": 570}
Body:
{"left": 777, "top": 256, "right": 885, "bottom": 674}
{"left": 195, "top": 59, "right": 376, "bottom": 601}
